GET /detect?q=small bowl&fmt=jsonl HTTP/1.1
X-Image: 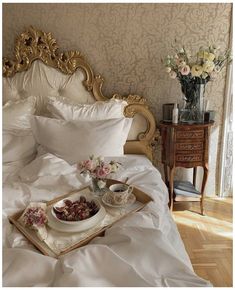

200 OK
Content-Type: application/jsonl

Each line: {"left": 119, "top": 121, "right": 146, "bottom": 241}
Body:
{"left": 51, "top": 193, "right": 101, "bottom": 225}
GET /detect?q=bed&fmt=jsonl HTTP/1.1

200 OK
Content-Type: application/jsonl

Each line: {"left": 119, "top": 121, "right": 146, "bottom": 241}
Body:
{"left": 2, "top": 26, "right": 212, "bottom": 287}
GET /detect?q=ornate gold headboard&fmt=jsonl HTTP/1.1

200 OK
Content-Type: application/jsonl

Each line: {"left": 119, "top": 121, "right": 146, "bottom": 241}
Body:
{"left": 3, "top": 26, "right": 157, "bottom": 161}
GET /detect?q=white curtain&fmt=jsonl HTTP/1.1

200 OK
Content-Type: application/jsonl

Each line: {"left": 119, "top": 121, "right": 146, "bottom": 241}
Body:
{"left": 218, "top": 15, "right": 233, "bottom": 197}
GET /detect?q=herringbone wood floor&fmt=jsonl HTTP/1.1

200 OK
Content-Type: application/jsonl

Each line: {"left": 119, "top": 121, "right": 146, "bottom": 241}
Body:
{"left": 173, "top": 197, "right": 233, "bottom": 287}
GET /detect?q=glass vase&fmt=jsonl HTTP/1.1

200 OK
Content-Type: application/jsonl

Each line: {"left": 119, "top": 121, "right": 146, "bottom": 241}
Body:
{"left": 180, "top": 82, "right": 205, "bottom": 123}
{"left": 91, "top": 177, "right": 107, "bottom": 196}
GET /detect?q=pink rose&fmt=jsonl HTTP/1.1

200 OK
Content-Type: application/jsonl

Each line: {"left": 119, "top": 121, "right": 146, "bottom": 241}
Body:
{"left": 180, "top": 65, "right": 190, "bottom": 76}
{"left": 102, "top": 164, "right": 111, "bottom": 175}
{"left": 83, "top": 160, "right": 95, "bottom": 171}
{"left": 95, "top": 167, "right": 107, "bottom": 179}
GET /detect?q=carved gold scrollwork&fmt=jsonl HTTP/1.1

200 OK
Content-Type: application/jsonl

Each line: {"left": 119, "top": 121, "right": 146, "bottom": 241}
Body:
{"left": 113, "top": 94, "right": 157, "bottom": 160}
{"left": 123, "top": 101, "right": 157, "bottom": 161}
{"left": 3, "top": 26, "right": 105, "bottom": 100}
{"left": 151, "top": 129, "right": 161, "bottom": 148}
{"left": 3, "top": 26, "right": 157, "bottom": 161}
{"left": 113, "top": 94, "right": 147, "bottom": 105}
{"left": 124, "top": 103, "right": 156, "bottom": 141}
{"left": 14, "top": 26, "right": 58, "bottom": 72}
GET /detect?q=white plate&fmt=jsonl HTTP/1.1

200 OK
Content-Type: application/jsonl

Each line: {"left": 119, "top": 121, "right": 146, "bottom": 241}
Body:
{"left": 47, "top": 194, "right": 106, "bottom": 233}
{"left": 102, "top": 192, "right": 136, "bottom": 208}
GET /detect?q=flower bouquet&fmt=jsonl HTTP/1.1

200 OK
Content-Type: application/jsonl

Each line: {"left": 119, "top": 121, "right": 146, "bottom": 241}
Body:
{"left": 163, "top": 44, "right": 232, "bottom": 122}
{"left": 78, "top": 155, "right": 121, "bottom": 195}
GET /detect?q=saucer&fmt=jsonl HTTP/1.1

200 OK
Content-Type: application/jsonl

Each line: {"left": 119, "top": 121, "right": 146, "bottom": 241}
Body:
{"left": 102, "top": 192, "right": 136, "bottom": 208}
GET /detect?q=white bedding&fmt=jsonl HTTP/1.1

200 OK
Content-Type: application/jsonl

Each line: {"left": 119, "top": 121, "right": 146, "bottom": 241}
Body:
{"left": 3, "top": 154, "right": 212, "bottom": 287}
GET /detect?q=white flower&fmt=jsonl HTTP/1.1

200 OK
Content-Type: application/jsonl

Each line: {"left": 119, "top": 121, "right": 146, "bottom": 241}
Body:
{"left": 208, "top": 53, "right": 215, "bottom": 61}
{"left": 98, "top": 156, "right": 104, "bottom": 161}
{"left": 203, "top": 61, "right": 215, "bottom": 73}
{"left": 97, "top": 180, "right": 106, "bottom": 189}
{"left": 166, "top": 59, "right": 171, "bottom": 65}
{"left": 111, "top": 163, "right": 118, "bottom": 172}
{"left": 165, "top": 67, "right": 171, "bottom": 73}
{"left": 164, "top": 45, "right": 231, "bottom": 82}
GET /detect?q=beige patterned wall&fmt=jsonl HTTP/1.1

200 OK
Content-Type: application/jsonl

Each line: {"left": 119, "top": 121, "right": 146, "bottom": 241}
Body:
{"left": 3, "top": 3, "right": 232, "bottom": 196}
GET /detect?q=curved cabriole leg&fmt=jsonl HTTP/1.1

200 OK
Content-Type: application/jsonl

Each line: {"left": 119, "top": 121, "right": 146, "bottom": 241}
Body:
{"left": 164, "top": 164, "right": 168, "bottom": 186}
{"left": 169, "top": 166, "right": 175, "bottom": 211}
{"left": 193, "top": 167, "right": 197, "bottom": 187}
{"left": 200, "top": 164, "right": 209, "bottom": 215}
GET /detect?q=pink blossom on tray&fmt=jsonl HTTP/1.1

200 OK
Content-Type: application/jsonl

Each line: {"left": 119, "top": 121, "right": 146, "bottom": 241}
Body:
{"left": 22, "top": 207, "right": 48, "bottom": 228}
{"left": 79, "top": 159, "right": 96, "bottom": 171}
{"left": 78, "top": 155, "right": 121, "bottom": 179}
{"left": 96, "top": 167, "right": 108, "bottom": 179}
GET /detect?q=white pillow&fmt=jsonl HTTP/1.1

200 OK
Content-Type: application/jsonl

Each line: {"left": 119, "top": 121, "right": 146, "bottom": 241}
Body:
{"left": 3, "top": 130, "right": 37, "bottom": 164}
{"left": 47, "top": 97, "right": 128, "bottom": 121}
{"left": 3, "top": 97, "right": 37, "bottom": 167}
{"left": 30, "top": 116, "right": 132, "bottom": 164}
{"left": 3, "top": 97, "right": 36, "bottom": 130}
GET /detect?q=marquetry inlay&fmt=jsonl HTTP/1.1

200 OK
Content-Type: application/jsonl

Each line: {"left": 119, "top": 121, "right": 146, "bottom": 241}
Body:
{"left": 176, "top": 154, "right": 203, "bottom": 162}
{"left": 176, "top": 130, "right": 204, "bottom": 139}
{"left": 159, "top": 121, "right": 214, "bottom": 214}
{"left": 176, "top": 143, "right": 204, "bottom": 151}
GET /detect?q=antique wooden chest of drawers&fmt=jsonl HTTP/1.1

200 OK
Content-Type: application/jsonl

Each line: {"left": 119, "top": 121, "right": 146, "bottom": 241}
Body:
{"left": 159, "top": 121, "right": 214, "bottom": 214}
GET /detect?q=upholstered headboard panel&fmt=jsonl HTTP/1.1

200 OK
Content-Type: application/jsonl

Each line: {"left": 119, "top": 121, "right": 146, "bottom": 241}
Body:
{"left": 3, "top": 26, "right": 156, "bottom": 160}
{"left": 3, "top": 61, "right": 94, "bottom": 105}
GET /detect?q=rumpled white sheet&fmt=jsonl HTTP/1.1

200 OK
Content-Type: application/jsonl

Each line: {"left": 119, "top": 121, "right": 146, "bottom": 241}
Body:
{"left": 3, "top": 154, "right": 212, "bottom": 287}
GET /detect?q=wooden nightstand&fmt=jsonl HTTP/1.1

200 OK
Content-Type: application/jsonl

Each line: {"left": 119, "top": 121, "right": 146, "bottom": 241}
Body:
{"left": 159, "top": 121, "right": 214, "bottom": 215}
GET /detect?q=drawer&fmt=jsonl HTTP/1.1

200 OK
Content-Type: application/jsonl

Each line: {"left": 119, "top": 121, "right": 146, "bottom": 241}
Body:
{"left": 176, "top": 130, "right": 204, "bottom": 140}
{"left": 176, "top": 154, "right": 203, "bottom": 162}
{"left": 176, "top": 143, "right": 203, "bottom": 151}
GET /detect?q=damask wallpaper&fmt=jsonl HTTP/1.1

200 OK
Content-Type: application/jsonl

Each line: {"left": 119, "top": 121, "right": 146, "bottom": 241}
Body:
{"left": 2, "top": 3, "right": 232, "bottom": 196}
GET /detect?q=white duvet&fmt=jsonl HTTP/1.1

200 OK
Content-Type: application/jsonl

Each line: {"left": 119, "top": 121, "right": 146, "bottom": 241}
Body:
{"left": 3, "top": 154, "right": 212, "bottom": 287}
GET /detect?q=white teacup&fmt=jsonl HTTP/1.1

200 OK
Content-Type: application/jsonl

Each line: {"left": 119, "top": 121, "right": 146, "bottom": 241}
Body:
{"left": 108, "top": 184, "right": 133, "bottom": 205}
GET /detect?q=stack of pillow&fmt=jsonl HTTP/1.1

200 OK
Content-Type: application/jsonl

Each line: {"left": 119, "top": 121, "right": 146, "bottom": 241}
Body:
{"left": 3, "top": 96, "right": 132, "bottom": 169}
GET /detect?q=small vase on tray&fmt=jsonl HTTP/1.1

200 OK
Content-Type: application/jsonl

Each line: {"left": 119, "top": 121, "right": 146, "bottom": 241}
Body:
{"left": 91, "top": 177, "right": 107, "bottom": 196}
{"left": 78, "top": 155, "right": 122, "bottom": 197}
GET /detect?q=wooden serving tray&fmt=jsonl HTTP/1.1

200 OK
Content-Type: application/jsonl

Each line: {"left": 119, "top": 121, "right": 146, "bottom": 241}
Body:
{"left": 8, "top": 179, "right": 153, "bottom": 258}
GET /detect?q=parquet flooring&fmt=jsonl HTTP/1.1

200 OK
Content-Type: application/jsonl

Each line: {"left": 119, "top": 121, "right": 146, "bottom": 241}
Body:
{"left": 172, "top": 197, "right": 233, "bottom": 287}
